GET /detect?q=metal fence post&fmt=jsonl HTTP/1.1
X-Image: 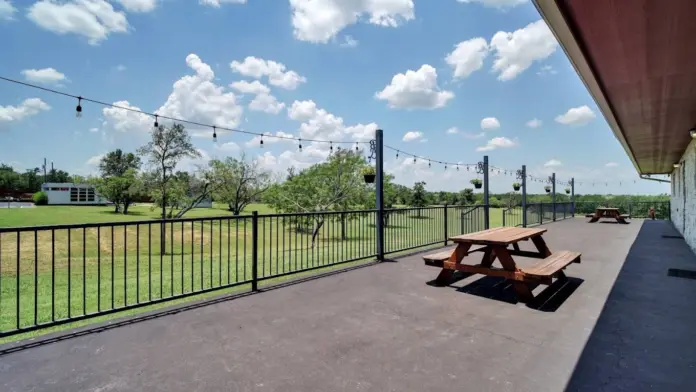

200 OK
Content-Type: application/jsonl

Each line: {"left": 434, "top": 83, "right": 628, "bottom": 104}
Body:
{"left": 552, "top": 172, "right": 556, "bottom": 221}
{"left": 521, "top": 165, "right": 527, "bottom": 227}
{"left": 251, "top": 211, "right": 259, "bottom": 291}
{"left": 483, "top": 155, "right": 490, "bottom": 229}
{"left": 375, "top": 129, "right": 385, "bottom": 261}
{"left": 539, "top": 203, "right": 543, "bottom": 225}
{"left": 443, "top": 204, "right": 449, "bottom": 246}
{"left": 571, "top": 177, "right": 575, "bottom": 217}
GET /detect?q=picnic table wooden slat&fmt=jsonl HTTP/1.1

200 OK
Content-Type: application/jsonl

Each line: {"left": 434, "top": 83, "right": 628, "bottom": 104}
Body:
{"left": 450, "top": 227, "right": 547, "bottom": 245}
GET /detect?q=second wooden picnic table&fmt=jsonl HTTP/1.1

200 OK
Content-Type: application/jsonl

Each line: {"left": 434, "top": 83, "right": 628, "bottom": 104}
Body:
{"left": 423, "top": 227, "right": 581, "bottom": 303}
{"left": 588, "top": 207, "right": 628, "bottom": 224}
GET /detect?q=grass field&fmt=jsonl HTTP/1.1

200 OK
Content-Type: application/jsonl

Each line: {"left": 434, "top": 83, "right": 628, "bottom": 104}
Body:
{"left": 0, "top": 204, "right": 506, "bottom": 340}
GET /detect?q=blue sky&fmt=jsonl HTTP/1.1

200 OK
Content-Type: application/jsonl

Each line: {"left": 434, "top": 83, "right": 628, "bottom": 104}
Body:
{"left": 0, "top": 0, "right": 669, "bottom": 194}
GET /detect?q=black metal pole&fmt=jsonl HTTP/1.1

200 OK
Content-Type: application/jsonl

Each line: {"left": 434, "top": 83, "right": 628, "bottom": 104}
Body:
{"left": 571, "top": 178, "right": 575, "bottom": 217}
{"left": 483, "top": 155, "right": 489, "bottom": 230}
{"left": 251, "top": 211, "right": 259, "bottom": 291}
{"left": 443, "top": 204, "right": 448, "bottom": 246}
{"left": 552, "top": 173, "right": 556, "bottom": 221}
{"left": 375, "top": 129, "right": 384, "bottom": 261}
{"left": 521, "top": 165, "right": 527, "bottom": 227}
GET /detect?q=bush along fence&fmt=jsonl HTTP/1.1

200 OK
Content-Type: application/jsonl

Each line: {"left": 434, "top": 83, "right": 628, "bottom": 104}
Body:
{"left": 0, "top": 130, "right": 669, "bottom": 338}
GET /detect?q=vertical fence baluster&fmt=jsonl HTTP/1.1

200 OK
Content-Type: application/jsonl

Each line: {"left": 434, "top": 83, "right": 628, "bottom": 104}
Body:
{"left": 251, "top": 211, "right": 258, "bottom": 291}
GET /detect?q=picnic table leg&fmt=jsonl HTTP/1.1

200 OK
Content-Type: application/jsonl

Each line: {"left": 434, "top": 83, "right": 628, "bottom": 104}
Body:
{"left": 435, "top": 243, "right": 472, "bottom": 286}
{"left": 589, "top": 212, "right": 600, "bottom": 223}
{"left": 531, "top": 235, "right": 552, "bottom": 257}
{"left": 480, "top": 246, "right": 496, "bottom": 268}
{"left": 492, "top": 246, "right": 535, "bottom": 303}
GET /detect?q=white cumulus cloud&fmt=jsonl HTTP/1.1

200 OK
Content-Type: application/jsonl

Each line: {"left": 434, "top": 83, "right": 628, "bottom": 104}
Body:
{"left": 490, "top": 19, "right": 558, "bottom": 81}
{"left": 605, "top": 162, "right": 618, "bottom": 167}
{"left": 230, "top": 56, "right": 306, "bottom": 90}
{"left": 375, "top": 64, "right": 454, "bottom": 109}
{"left": 544, "top": 159, "right": 562, "bottom": 167}
{"left": 21, "top": 68, "right": 67, "bottom": 85}
{"left": 116, "top": 0, "right": 158, "bottom": 12}
{"left": 446, "top": 127, "right": 459, "bottom": 134}
{"left": 200, "top": 0, "right": 247, "bottom": 6}
{"left": 290, "top": 0, "right": 414, "bottom": 43}
{"left": 27, "top": 0, "right": 130, "bottom": 45}
{"left": 456, "top": 0, "right": 528, "bottom": 8}
{"left": 555, "top": 105, "right": 596, "bottom": 126}
{"left": 476, "top": 136, "right": 517, "bottom": 151}
{"left": 526, "top": 118, "right": 542, "bottom": 128}
{"left": 402, "top": 131, "right": 423, "bottom": 142}
{"left": 445, "top": 37, "right": 489, "bottom": 80}
{"left": 0, "top": 0, "right": 17, "bottom": 21}
{"left": 480, "top": 117, "right": 500, "bottom": 130}
{"left": 0, "top": 98, "right": 51, "bottom": 122}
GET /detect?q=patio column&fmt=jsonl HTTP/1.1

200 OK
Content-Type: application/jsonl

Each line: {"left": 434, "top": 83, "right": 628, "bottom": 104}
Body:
{"left": 483, "top": 155, "right": 489, "bottom": 229}
{"left": 521, "top": 165, "right": 527, "bottom": 227}
{"left": 552, "top": 172, "right": 556, "bottom": 221}
{"left": 375, "top": 129, "right": 384, "bottom": 261}
{"left": 571, "top": 177, "right": 575, "bottom": 217}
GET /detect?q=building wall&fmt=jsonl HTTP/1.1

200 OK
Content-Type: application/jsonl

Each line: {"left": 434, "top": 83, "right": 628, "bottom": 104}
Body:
{"left": 41, "top": 183, "right": 108, "bottom": 205}
{"left": 671, "top": 139, "right": 696, "bottom": 252}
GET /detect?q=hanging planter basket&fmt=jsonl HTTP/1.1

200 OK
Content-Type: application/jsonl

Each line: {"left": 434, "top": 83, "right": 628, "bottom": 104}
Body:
{"left": 545, "top": 186, "right": 551, "bottom": 193}
{"left": 565, "top": 188, "right": 571, "bottom": 194}
{"left": 470, "top": 179, "right": 483, "bottom": 189}
{"left": 361, "top": 167, "right": 376, "bottom": 184}
{"left": 512, "top": 183, "right": 521, "bottom": 192}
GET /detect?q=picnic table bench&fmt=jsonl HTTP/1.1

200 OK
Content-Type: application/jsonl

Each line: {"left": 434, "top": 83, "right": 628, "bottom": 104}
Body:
{"left": 422, "top": 227, "right": 581, "bottom": 303}
{"left": 588, "top": 207, "right": 628, "bottom": 224}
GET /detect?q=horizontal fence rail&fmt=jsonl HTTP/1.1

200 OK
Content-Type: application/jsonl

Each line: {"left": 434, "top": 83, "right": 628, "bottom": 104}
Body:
{"left": 0, "top": 200, "right": 665, "bottom": 337}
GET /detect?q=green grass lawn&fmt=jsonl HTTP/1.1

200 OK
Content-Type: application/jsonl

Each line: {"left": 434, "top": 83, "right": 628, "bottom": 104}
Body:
{"left": 0, "top": 204, "right": 505, "bottom": 341}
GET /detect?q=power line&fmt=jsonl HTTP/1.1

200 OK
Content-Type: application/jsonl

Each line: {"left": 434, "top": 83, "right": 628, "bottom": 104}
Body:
{"left": 0, "top": 76, "right": 369, "bottom": 146}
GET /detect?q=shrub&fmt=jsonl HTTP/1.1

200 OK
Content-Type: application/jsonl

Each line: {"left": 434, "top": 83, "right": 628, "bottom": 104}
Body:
{"left": 33, "top": 191, "right": 49, "bottom": 205}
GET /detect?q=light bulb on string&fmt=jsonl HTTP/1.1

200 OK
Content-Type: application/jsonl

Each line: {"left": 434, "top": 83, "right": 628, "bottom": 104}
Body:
{"left": 396, "top": 150, "right": 399, "bottom": 159}
{"left": 212, "top": 126, "right": 217, "bottom": 142}
{"left": 413, "top": 156, "right": 416, "bottom": 164}
{"left": 75, "top": 97, "right": 82, "bottom": 118}
{"left": 329, "top": 141, "right": 333, "bottom": 153}
{"left": 355, "top": 143, "right": 359, "bottom": 152}
{"left": 456, "top": 165, "right": 459, "bottom": 171}
{"left": 428, "top": 160, "right": 431, "bottom": 168}
{"left": 444, "top": 164, "right": 447, "bottom": 171}
{"left": 260, "top": 135, "right": 264, "bottom": 148}
{"left": 299, "top": 139, "right": 303, "bottom": 152}
{"left": 153, "top": 115, "right": 159, "bottom": 128}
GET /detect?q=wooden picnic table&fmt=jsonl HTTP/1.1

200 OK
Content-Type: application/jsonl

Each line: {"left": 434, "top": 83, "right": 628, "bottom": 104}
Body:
{"left": 588, "top": 207, "right": 628, "bottom": 224}
{"left": 423, "top": 227, "right": 580, "bottom": 303}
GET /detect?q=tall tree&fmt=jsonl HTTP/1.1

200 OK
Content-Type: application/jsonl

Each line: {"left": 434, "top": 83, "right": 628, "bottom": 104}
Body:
{"left": 137, "top": 123, "right": 201, "bottom": 219}
{"left": 138, "top": 123, "right": 201, "bottom": 254}
{"left": 265, "top": 149, "right": 367, "bottom": 246}
{"left": 458, "top": 188, "right": 475, "bottom": 205}
{"left": 99, "top": 149, "right": 141, "bottom": 177}
{"left": 207, "top": 154, "right": 272, "bottom": 215}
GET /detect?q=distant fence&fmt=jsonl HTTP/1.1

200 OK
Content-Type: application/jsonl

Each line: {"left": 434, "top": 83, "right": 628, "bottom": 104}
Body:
{"left": 574, "top": 201, "right": 670, "bottom": 219}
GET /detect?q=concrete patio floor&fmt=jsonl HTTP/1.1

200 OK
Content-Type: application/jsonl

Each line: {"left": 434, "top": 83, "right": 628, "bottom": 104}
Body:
{"left": 2, "top": 218, "right": 696, "bottom": 391}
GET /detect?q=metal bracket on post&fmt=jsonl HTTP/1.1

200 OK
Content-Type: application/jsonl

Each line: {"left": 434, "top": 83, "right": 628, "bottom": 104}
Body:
{"left": 570, "top": 178, "right": 575, "bottom": 217}
{"left": 518, "top": 166, "right": 527, "bottom": 227}
{"left": 478, "top": 156, "right": 490, "bottom": 229}
{"left": 551, "top": 173, "right": 556, "bottom": 221}
{"left": 374, "top": 130, "right": 384, "bottom": 261}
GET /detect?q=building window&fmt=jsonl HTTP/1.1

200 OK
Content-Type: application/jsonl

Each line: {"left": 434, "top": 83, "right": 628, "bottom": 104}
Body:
{"left": 70, "top": 188, "right": 78, "bottom": 202}
{"left": 87, "top": 188, "right": 95, "bottom": 202}
{"left": 78, "top": 188, "right": 87, "bottom": 202}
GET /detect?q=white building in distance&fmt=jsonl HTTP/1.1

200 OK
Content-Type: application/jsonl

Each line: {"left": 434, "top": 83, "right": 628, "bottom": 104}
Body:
{"left": 41, "top": 183, "right": 109, "bottom": 205}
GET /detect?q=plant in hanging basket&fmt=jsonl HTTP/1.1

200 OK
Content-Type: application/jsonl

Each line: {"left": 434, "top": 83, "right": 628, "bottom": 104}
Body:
{"left": 544, "top": 185, "right": 551, "bottom": 193}
{"left": 361, "top": 166, "right": 376, "bottom": 183}
{"left": 565, "top": 187, "right": 571, "bottom": 194}
{"left": 512, "top": 182, "right": 521, "bottom": 191}
{"left": 470, "top": 178, "right": 483, "bottom": 189}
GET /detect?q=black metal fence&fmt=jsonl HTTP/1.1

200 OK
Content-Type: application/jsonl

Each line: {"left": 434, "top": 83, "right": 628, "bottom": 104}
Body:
{"left": 503, "top": 202, "right": 575, "bottom": 227}
{"left": 0, "top": 200, "right": 669, "bottom": 337}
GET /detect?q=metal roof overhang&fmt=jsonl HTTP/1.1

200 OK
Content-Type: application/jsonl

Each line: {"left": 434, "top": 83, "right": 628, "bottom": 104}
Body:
{"left": 533, "top": 0, "right": 696, "bottom": 174}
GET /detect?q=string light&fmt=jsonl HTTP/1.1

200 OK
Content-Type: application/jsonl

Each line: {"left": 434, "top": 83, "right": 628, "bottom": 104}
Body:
{"left": 0, "top": 75, "right": 370, "bottom": 148}
{"left": 75, "top": 97, "right": 82, "bottom": 118}
{"left": 299, "top": 139, "right": 303, "bottom": 152}
{"left": 329, "top": 141, "right": 333, "bottom": 152}
{"left": 260, "top": 135, "right": 264, "bottom": 147}
{"left": 428, "top": 160, "right": 431, "bottom": 168}
{"left": 396, "top": 150, "right": 399, "bottom": 159}
{"left": 153, "top": 114, "right": 159, "bottom": 128}
{"left": 456, "top": 165, "right": 459, "bottom": 171}
{"left": 413, "top": 156, "right": 416, "bottom": 164}
{"left": 355, "top": 143, "right": 359, "bottom": 152}
{"left": 212, "top": 126, "right": 217, "bottom": 142}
